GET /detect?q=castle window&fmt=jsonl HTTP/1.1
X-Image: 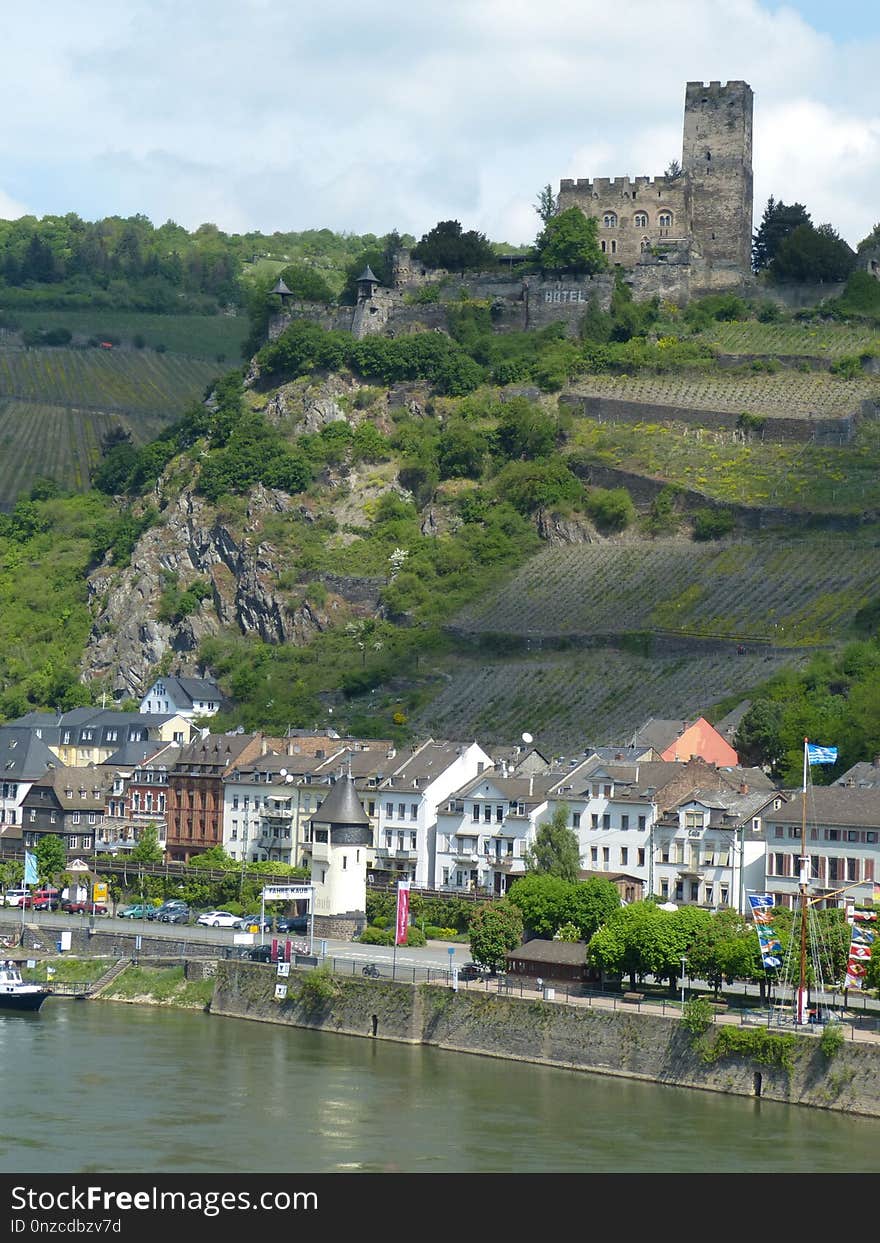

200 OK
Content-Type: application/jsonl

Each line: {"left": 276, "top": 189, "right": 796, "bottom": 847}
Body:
{"left": 602, "top": 213, "right": 617, "bottom": 228}
{"left": 610, "top": 240, "right": 617, "bottom": 254}
{"left": 658, "top": 212, "right": 673, "bottom": 227}
{"left": 640, "top": 238, "right": 650, "bottom": 252}
{"left": 634, "top": 212, "right": 648, "bottom": 228}
{"left": 706, "top": 150, "right": 711, "bottom": 161}
{"left": 600, "top": 240, "right": 606, "bottom": 253}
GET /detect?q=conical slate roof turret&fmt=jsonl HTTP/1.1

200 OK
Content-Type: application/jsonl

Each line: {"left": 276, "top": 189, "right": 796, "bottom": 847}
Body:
{"left": 357, "top": 265, "right": 379, "bottom": 284}
{"left": 313, "top": 774, "right": 370, "bottom": 827}
{"left": 271, "top": 277, "right": 292, "bottom": 296}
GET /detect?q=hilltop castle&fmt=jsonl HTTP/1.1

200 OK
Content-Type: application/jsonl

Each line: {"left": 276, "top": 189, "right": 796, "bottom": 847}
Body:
{"left": 558, "top": 80, "right": 754, "bottom": 291}
{"left": 267, "top": 81, "right": 756, "bottom": 347}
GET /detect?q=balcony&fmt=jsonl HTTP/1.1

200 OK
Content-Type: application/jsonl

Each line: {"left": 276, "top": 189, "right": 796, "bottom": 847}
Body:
{"left": 453, "top": 852, "right": 481, "bottom": 866}
{"left": 375, "top": 847, "right": 418, "bottom": 861}
{"left": 484, "top": 855, "right": 519, "bottom": 871}
{"left": 263, "top": 807, "right": 293, "bottom": 821}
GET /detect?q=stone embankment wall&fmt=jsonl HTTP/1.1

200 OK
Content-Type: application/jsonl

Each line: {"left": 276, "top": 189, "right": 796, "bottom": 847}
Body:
{"left": 560, "top": 393, "right": 857, "bottom": 445}
{"left": 210, "top": 963, "right": 880, "bottom": 1118}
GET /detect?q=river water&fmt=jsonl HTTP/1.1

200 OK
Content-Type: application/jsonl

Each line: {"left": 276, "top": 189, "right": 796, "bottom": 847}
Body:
{"left": 3, "top": 1000, "right": 879, "bottom": 1174}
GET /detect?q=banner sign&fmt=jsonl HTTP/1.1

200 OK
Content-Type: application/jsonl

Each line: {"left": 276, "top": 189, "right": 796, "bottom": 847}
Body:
{"left": 23, "top": 851, "right": 38, "bottom": 886}
{"left": 261, "top": 885, "right": 312, "bottom": 902}
{"left": 395, "top": 880, "right": 411, "bottom": 946}
{"left": 845, "top": 910, "right": 877, "bottom": 990}
{"left": 747, "top": 893, "right": 783, "bottom": 969}
{"left": 93, "top": 882, "right": 108, "bottom": 903}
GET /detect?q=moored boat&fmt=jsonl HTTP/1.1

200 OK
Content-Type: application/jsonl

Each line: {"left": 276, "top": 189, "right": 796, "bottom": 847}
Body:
{"left": 0, "top": 960, "right": 49, "bottom": 1012}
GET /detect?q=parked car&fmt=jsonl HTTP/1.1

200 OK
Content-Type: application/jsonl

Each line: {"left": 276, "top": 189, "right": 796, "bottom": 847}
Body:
{"left": 196, "top": 910, "right": 240, "bottom": 928}
{"left": 61, "top": 901, "right": 108, "bottom": 915}
{"left": 147, "top": 900, "right": 188, "bottom": 921}
{"left": 238, "top": 913, "right": 272, "bottom": 932}
{"left": 458, "top": 962, "right": 490, "bottom": 981}
{"left": 27, "top": 888, "right": 61, "bottom": 911}
{"left": 158, "top": 906, "right": 191, "bottom": 924}
{"left": 276, "top": 915, "right": 308, "bottom": 934}
{"left": 118, "top": 904, "right": 154, "bottom": 919}
{"left": 244, "top": 944, "right": 274, "bottom": 962}
{"left": 2, "top": 888, "right": 30, "bottom": 908}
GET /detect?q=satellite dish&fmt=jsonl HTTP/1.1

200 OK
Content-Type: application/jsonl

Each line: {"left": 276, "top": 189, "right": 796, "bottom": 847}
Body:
{"left": 522, "top": 732, "right": 533, "bottom": 745}
{"left": 285, "top": 775, "right": 294, "bottom": 784}
{"left": 279, "top": 768, "right": 287, "bottom": 778}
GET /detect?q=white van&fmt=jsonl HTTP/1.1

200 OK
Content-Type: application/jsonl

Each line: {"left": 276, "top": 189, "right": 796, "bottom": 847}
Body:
{"left": 3, "top": 888, "right": 29, "bottom": 907}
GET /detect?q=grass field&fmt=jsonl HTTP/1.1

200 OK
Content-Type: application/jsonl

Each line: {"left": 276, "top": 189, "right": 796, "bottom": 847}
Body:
{"left": 453, "top": 537, "right": 880, "bottom": 647}
{"left": 410, "top": 647, "right": 804, "bottom": 752}
{"left": 0, "top": 348, "right": 220, "bottom": 416}
{"left": 567, "top": 417, "right": 880, "bottom": 512}
{"left": 5, "top": 311, "right": 248, "bottom": 361}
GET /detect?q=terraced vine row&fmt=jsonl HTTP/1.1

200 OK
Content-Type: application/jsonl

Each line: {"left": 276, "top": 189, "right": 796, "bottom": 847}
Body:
{"left": 0, "top": 400, "right": 168, "bottom": 505}
{"left": 691, "top": 321, "right": 879, "bottom": 358}
{"left": 0, "top": 349, "right": 219, "bottom": 416}
{"left": 568, "top": 370, "right": 877, "bottom": 417}
{"left": 411, "top": 648, "right": 803, "bottom": 752}
{"left": 453, "top": 539, "right": 878, "bottom": 646}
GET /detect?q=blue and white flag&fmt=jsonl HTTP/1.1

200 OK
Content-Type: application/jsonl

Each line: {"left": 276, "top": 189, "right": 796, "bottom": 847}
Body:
{"left": 807, "top": 743, "right": 838, "bottom": 766}
{"left": 23, "top": 851, "right": 38, "bottom": 886}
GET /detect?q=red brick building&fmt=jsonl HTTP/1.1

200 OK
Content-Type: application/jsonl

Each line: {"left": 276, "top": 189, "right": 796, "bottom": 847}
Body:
{"left": 165, "top": 733, "right": 265, "bottom": 862}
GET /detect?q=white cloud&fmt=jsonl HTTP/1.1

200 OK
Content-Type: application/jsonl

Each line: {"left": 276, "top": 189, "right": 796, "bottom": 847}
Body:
{"left": 0, "top": 1, "right": 876, "bottom": 247}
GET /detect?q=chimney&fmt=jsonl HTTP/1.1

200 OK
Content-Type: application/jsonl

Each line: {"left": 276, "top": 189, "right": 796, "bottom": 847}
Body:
{"left": 739, "top": 782, "right": 748, "bottom": 795}
{"left": 873, "top": 755, "right": 880, "bottom": 769}
{"left": 528, "top": 775, "right": 534, "bottom": 796}
{"left": 261, "top": 736, "right": 268, "bottom": 756}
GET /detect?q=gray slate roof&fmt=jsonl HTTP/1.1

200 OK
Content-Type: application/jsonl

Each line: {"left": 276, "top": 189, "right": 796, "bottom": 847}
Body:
{"left": 506, "top": 939, "right": 587, "bottom": 966}
{"left": 0, "top": 727, "right": 64, "bottom": 780}
{"left": 312, "top": 775, "right": 370, "bottom": 826}
{"left": 766, "top": 787, "right": 880, "bottom": 828}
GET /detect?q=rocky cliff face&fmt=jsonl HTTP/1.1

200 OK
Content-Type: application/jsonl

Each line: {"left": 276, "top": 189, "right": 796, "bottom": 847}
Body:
{"left": 81, "top": 481, "right": 334, "bottom": 698}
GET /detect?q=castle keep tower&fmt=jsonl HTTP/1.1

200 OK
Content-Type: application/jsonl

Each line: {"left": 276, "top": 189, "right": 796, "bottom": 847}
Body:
{"left": 556, "top": 80, "right": 753, "bottom": 294}
{"left": 682, "top": 80, "right": 753, "bottom": 276}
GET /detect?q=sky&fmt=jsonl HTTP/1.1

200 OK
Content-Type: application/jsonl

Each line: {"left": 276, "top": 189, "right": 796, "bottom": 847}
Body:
{"left": 1, "top": 1, "right": 879, "bottom": 249}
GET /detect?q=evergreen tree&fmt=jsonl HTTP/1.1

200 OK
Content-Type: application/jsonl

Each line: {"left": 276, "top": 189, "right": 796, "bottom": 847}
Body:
{"left": 525, "top": 806, "right": 581, "bottom": 883}
{"left": 752, "top": 197, "right": 811, "bottom": 272}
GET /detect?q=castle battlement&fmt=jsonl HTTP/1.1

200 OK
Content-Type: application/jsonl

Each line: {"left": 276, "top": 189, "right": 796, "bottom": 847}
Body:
{"left": 685, "top": 79, "right": 750, "bottom": 96}
{"left": 559, "top": 79, "right": 753, "bottom": 283}
{"left": 559, "top": 174, "right": 677, "bottom": 194}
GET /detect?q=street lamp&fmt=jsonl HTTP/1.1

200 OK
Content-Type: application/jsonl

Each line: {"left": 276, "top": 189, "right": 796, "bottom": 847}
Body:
{"left": 680, "top": 954, "right": 687, "bottom": 1007}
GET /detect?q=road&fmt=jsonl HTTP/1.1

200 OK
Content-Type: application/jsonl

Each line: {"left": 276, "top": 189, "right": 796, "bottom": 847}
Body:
{"left": 0, "top": 908, "right": 473, "bottom": 972}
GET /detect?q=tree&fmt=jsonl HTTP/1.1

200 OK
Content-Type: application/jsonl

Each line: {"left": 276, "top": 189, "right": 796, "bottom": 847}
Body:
{"left": 536, "top": 208, "right": 605, "bottom": 275}
{"left": 770, "top": 223, "right": 856, "bottom": 284}
{"left": 752, "top": 197, "right": 811, "bottom": 272}
{"left": 534, "top": 184, "right": 557, "bottom": 225}
{"left": 411, "top": 220, "right": 496, "bottom": 273}
{"left": 566, "top": 877, "right": 621, "bottom": 939}
{"left": 468, "top": 900, "right": 523, "bottom": 970}
{"left": 34, "top": 835, "right": 67, "bottom": 884}
{"left": 507, "top": 873, "right": 574, "bottom": 938}
{"left": 131, "top": 823, "right": 163, "bottom": 864}
{"left": 524, "top": 806, "right": 581, "bottom": 882}
{"left": 665, "top": 159, "right": 683, "bottom": 180}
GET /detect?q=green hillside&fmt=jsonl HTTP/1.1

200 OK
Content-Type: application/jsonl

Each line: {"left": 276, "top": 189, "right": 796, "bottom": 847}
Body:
{"left": 7, "top": 311, "right": 247, "bottom": 361}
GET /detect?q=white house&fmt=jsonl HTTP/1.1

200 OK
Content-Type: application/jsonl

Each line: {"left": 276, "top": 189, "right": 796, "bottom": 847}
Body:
{"left": 651, "top": 785, "right": 779, "bottom": 913}
{"left": 435, "top": 768, "right": 559, "bottom": 895}
{"left": 373, "top": 740, "right": 494, "bottom": 889}
{"left": 140, "top": 675, "right": 223, "bottom": 721}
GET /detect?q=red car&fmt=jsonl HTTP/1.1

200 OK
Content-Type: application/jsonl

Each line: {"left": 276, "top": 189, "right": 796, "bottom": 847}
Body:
{"left": 61, "top": 901, "right": 108, "bottom": 915}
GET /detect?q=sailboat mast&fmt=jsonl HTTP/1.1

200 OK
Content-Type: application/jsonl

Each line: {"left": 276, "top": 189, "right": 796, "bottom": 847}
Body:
{"left": 798, "top": 737, "right": 809, "bottom": 1024}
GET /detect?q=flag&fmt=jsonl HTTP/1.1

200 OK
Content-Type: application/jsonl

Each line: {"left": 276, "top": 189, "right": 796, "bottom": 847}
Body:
{"left": 395, "top": 879, "right": 411, "bottom": 946}
{"left": 23, "top": 851, "right": 38, "bottom": 886}
{"left": 806, "top": 743, "right": 838, "bottom": 765}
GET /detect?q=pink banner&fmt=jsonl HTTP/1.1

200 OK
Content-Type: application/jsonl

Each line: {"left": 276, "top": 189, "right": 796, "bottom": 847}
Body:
{"left": 395, "top": 881, "right": 411, "bottom": 946}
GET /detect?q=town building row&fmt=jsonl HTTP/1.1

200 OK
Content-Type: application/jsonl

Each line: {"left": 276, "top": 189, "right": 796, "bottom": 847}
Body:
{"left": 1, "top": 707, "right": 879, "bottom": 915}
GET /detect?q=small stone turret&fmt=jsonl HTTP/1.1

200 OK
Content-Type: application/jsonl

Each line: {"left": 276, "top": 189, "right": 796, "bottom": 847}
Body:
{"left": 308, "top": 773, "right": 371, "bottom": 938}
